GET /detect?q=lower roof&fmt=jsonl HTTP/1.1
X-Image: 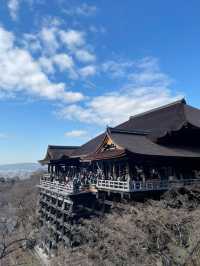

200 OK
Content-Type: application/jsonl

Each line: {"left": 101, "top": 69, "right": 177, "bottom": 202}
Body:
{"left": 39, "top": 145, "right": 79, "bottom": 165}
{"left": 110, "top": 131, "right": 200, "bottom": 158}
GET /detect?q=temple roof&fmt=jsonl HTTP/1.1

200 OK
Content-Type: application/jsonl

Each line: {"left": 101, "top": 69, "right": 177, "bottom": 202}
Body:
{"left": 85, "top": 127, "right": 200, "bottom": 161}
{"left": 116, "top": 98, "right": 200, "bottom": 139}
{"left": 110, "top": 129, "right": 200, "bottom": 158}
{"left": 71, "top": 133, "right": 105, "bottom": 158}
{"left": 39, "top": 145, "right": 79, "bottom": 165}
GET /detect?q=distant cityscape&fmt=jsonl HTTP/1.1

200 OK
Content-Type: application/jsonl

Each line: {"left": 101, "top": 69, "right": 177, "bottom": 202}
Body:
{"left": 0, "top": 163, "right": 45, "bottom": 181}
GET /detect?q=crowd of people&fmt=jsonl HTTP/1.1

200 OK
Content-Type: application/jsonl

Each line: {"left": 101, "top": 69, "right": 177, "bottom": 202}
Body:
{"left": 42, "top": 163, "right": 200, "bottom": 192}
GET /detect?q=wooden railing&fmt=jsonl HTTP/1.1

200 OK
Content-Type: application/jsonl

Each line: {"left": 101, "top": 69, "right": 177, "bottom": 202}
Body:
{"left": 40, "top": 174, "right": 200, "bottom": 194}
{"left": 130, "top": 180, "right": 169, "bottom": 191}
{"left": 39, "top": 179, "right": 74, "bottom": 195}
{"left": 43, "top": 173, "right": 51, "bottom": 179}
{"left": 97, "top": 178, "right": 200, "bottom": 192}
{"left": 96, "top": 180, "right": 130, "bottom": 192}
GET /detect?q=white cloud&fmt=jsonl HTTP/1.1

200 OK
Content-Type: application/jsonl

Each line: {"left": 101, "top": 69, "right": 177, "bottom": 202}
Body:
{"left": 0, "top": 27, "right": 14, "bottom": 51}
{"left": 0, "top": 26, "right": 84, "bottom": 103}
{"left": 58, "top": 57, "right": 183, "bottom": 126}
{"left": 20, "top": 20, "right": 99, "bottom": 84}
{"left": 64, "top": 130, "right": 88, "bottom": 138}
{"left": 22, "top": 25, "right": 97, "bottom": 79}
{"left": 59, "top": 29, "right": 85, "bottom": 49}
{"left": 39, "top": 53, "right": 78, "bottom": 78}
{"left": 79, "top": 65, "right": 96, "bottom": 77}
{"left": 53, "top": 53, "right": 78, "bottom": 79}
{"left": 102, "top": 60, "right": 134, "bottom": 78}
{"left": 75, "top": 49, "right": 96, "bottom": 63}
{"left": 21, "top": 23, "right": 97, "bottom": 83}
{"left": 59, "top": 88, "right": 182, "bottom": 126}
{"left": 7, "top": 0, "right": 33, "bottom": 21}
{"left": 64, "top": 3, "right": 97, "bottom": 17}
{"left": 23, "top": 33, "right": 42, "bottom": 52}
{"left": 38, "top": 56, "right": 55, "bottom": 74}
{"left": 8, "top": 0, "right": 19, "bottom": 20}
{"left": 53, "top": 53, "right": 74, "bottom": 71}
{"left": 129, "top": 57, "right": 171, "bottom": 87}
{"left": 40, "top": 26, "right": 59, "bottom": 54}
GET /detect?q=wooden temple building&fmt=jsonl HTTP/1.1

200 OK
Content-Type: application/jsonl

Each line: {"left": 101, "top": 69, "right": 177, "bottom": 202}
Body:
{"left": 38, "top": 99, "right": 200, "bottom": 251}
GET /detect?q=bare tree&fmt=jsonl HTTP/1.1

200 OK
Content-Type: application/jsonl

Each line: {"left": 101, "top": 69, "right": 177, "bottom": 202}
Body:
{"left": 0, "top": 173, "right": 40, "bottom": 265}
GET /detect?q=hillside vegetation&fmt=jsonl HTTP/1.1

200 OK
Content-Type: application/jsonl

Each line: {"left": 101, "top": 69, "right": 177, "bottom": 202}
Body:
{"left": 51, "top": 186, "right": 200, "bottom": 266}
{"left": 0, "top": 172, "right": 40, "bottom": 266}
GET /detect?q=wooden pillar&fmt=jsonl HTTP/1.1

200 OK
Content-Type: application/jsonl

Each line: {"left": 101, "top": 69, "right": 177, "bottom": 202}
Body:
{"left": 126, "top": 161, "right": 130, "bottom": 181}
{"left": 48, "top": 164, "right": 50, "bottom": 173}
{"left": 113, "top": 163, "right": 116, "bottom": 180}
{"left": 109, "top": 162, "right": 112, "bottom": 179}
{"left": 103, "top": 162, "right": 107, "bottom": 179}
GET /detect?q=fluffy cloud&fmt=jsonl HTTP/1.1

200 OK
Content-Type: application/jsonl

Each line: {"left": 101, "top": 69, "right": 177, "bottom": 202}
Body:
{"left": 53, "top": 53, "right": 74, "bottom": 70}
{"left": 39, "top": 26, "right": 59, "bottom": 54}
{"left": 64, "top": 130, "right": 88, "bottom": 137}
{"left": 129, "top": 57, "right": 171, "bottom": 87}
{"left": 38, "top": 53, "right": 78, "bottom": 79}
{"left": 59, "top": 29, "right": 85, "bottom": 49}
{"left": 7, "top": 0, "right": 33, "bottom": 21}
{"left": 102, "top": 57, "right": 171, "bottom": 86}
{"left": 79, "top": 65, "right": 96, "bottom": 77}
{"left": 8, "top": 0, "right": 19, "bottom": 20}
{"left": 39, "top": 56, "right": 55, "bottom": 74}
{"left": 24, "top": 27, "right": 87, "bottom": 56}
{"left": 59, "top": 88, "right": 181, "bottom": 126}
{"left": 0, "top": 26, "right": 83, "bottom": 102}
{"left": 58, "top": 57, "right": 183, "bottom": 126}
{"left": 24, "top": 26, "right": 94, "bottom": 78}
{"left": 23, "top": 33, "right": 42, "bottom": 52}
{"left": 75, "top": 49, "right": 96, "bottom": 63}
{"left": 102, "top": 60, "right": 134, "bottom": 78}
{"left": 0, "top": 22, "right": 182, "bottom": 130}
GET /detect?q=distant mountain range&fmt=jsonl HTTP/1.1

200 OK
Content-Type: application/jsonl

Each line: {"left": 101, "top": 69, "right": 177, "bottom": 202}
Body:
{"left": 0, "top": 162, "right": 45, "bottom": 179}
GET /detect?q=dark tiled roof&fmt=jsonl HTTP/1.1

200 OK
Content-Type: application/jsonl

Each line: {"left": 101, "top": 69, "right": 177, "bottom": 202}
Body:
{"left": 71, "top": 133, "right": 106, "bottom": 158}
{"left": 84, "top": 149, "right": 126, "bottom": 161}
{"left": 184, "top": 104, "right": 200, "bottom": 128}
{"left": 116, "top": 99, "right": 188, "bottom": 138}
{"left": 39, "top": 145, "right": 79, "bottom": 165}
{"left": 110, "top": 131, "right": 200, "bottom": 158}
{"left": 116, "top": 99, "right": 200, "bottom": 139}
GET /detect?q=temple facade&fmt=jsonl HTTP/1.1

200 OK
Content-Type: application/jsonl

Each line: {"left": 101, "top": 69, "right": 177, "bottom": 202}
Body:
{"left": 38, "top": 99, "right": 200, "bottom": 251}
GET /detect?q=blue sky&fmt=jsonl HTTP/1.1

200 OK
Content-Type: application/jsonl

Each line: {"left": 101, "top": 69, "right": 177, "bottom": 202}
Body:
{"left": 0, "top": 0, "right": 200, "bottom": 164}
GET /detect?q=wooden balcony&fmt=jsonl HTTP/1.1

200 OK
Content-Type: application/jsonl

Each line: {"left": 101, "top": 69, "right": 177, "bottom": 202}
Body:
{"left": 39, "top": 175, "right": 92, "bottom": 196}
{"left": 39, "top": 179, "right": 75, "bottom": 195}
{"left": 96, "top": 178, "right": 200, "bottom": 192}
{"left": 39, "top": 174, "right": 200, "bottom": 194}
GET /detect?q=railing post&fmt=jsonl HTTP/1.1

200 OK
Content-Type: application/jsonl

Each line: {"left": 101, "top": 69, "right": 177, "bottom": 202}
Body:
{"left": 128, "top": 180, "right": 131, "bottom": 192}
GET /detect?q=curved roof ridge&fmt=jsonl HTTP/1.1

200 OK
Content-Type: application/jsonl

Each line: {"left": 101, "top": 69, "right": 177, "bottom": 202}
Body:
{"left": 129, "top": 98, "right": 186, "bottom": 120}
{"left": 48, "top": 145, "right": 79, "bottom": 149}
{"left": 107, "top": 126, "right": 150, "bottom": 135}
